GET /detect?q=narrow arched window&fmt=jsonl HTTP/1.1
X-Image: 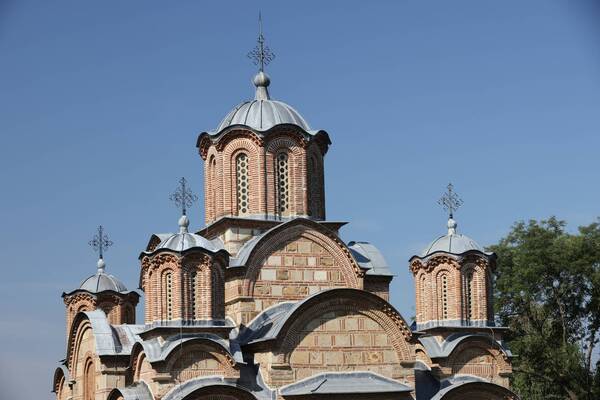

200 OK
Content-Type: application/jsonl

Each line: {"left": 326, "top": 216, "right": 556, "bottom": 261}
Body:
{"left": 210, "top": 156, "right": 217, "bottom": 217}
{"left": 420, "top": 276, "right": 427, "bottom": 321}
{"left": 164, "top": 272, "right": 173, "bottom": 320}
{"left": 236, "top": 153, "right": 249, "bottom": 215}
{"left": 83, "top": 358, "right": 95, "bottom": 400}
{"left": 464, "top": 270, "right": 475, "bottom": 321}
{"left": 441, "top": 274, "right": 449, "bottom": 319}
{"left": 275, "top": 152, "right": 289, "bottom": 215}
{"left": 190, "top": 270, "right": 197, "bottom": 320}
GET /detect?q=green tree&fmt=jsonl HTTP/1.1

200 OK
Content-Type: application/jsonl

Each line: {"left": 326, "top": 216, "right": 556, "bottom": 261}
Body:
{"left": 489, "top": 217, "right": 600, "bottom": 399}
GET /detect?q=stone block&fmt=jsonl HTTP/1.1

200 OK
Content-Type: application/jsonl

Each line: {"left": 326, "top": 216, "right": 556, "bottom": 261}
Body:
{"left": 345, "top": 318, "right": 359, "bottom": 331}
{"left": 309, "top": 352, "right": 323, "bottom": 365}
{"left": 284, "top": 256, "right": 293, "bottom": 266}
{"left": 307, "top": 256, "right": 317, "bottom": 266}
{"left": 291, "top": 351, "right": 309, "bottom": 364}
{"left": 276, "top": 270, "right": 289, "bottom": 280}
{"left": 293, "top": 256, "right": 307, "bottom": 266}
{"left": 364, "top": 351, "right": 383, "bottom": 364}
{"left": 303, "top": 270, "right": 314, "bottom": 281}
{"left": 334, "top": 334, "right": 350, "bottom": 347}
{"left": 325, "top": 351, "right": 343, "bottom": 365}
{"left": 353, "top": 334, "right": 371, "bottom": 347}
{"left": 314, "top": 271, "right": 327, "bottom": 281}
{"left": 344, "top": 351, "right": 362, "bottom": 365}
{"left": 271, "top": 285, "right": 282, "bottom": 296}
{"left": 317, "top": 334, "right": 332, "bottom": 346}
{"left": 298, "top": 241, "right": 312, "bottom": 253}
{"left": 321, "top": 256, "right": 334, "bottom": 266}
{"left": 261, "top": 269, "right": 276, "bottom": 281}
{"left": 286, "top": 242, "right": 298, "bottom": 252}
{"left": 268, "top": 255, "right": 282, "bottom": 266}
{"left": 290, "top": 270, "right": 303, "bottom": 281}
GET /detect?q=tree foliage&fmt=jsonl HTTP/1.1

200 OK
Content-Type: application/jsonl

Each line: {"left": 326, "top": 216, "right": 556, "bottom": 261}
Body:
{"left": 489, "top": 217, "right": 600, "bottom": 399}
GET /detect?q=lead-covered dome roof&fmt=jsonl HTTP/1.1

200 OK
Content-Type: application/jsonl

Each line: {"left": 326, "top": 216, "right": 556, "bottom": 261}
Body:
{"left": 144, "top": 215, "right": 224, "bottom": 254}
{"left": 419, "top": 218, "right": 489, "bottom": 258}
{"left": 215, "top": 71, "right": 311, "bottom": 133}
{"left": 78, "top": 259, "right": 129, "bottom": 293}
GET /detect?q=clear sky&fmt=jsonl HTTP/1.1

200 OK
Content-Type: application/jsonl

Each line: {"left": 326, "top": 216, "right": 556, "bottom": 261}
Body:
{"left": 1, "top": 1, "right": 600, "bottom": 398}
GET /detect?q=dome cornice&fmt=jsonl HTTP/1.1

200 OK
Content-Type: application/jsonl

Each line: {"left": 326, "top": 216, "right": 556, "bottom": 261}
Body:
{"left": 196, "top": 124, "right": 330, "bottom": 160}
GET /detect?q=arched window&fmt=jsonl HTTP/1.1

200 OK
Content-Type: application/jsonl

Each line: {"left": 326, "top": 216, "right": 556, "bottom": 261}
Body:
{"left": 235, "top": 153, "right": 249, "bottom": 215}
{"left": 275, "top": 152, "right": 289, "bottom": 215}
{"left": 164, "top": 272, "right": 173, "bottom": 320}
{"left": 441, "top": 274, "right": 449, "bottom": 319}
{"left": 464, "top": 270, "right": 475, "bottom": 322}
{"left": 420, "top": 275, "right": 427, "bottom": 321}
{"left": 209, "top": 156, "right": 217, "bottom": 217}
{"left": 83, "top": 358, "right": 95, "bottom": 400}
{"left": 190, "top": 270, "right": 198, "bottom": 320}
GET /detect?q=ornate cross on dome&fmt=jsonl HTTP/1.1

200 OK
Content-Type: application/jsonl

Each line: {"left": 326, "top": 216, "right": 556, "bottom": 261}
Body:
{"left": 89, "top": 225, "right": 113, "bottom": 260}
{"left": 169, "top": 177, "right": 198, "bottom": 216}
{"left": 247, "top": 12, "right": 275, "bottom": 71}
{"left": 438, "top": 183, "right": 463, "bottom": 218}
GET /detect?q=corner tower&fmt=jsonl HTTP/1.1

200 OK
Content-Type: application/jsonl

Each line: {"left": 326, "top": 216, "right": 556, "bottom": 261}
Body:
{"left": 196, "top": 24, "right": 331, "bottom": 249}
{"left": 409, "top": 185, "right": 495, "bottom": 330}
{"left": 62, "top": 226, "right": 139, "bottom": 334}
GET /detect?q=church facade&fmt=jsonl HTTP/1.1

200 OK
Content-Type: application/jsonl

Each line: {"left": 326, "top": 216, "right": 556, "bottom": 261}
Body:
{"left": 52, "top": 35, "right": 520, "bottom": 400}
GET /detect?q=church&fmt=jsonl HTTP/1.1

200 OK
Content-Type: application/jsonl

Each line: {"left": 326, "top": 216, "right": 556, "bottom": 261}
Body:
{"left": 52, "top": 24, "right": 520, "bottom": 400}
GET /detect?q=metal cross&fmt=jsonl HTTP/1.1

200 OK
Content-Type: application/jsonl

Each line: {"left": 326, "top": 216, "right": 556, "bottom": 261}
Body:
{"left": 438, "top": 183, "right": 463, "bottom": 218}
{"left": 247, "top": 12, "right": 275, "bottom": 71}
{"left": 169, "top": 177, "right": 198, "bottom": 216}
{"left": 89, "top": 225, "right": 113, "bottom": 260}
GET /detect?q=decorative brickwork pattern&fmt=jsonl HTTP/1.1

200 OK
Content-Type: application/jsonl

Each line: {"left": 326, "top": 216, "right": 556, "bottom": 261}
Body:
{"left": 411, "top": 254, "right": 494, "bottom": 326}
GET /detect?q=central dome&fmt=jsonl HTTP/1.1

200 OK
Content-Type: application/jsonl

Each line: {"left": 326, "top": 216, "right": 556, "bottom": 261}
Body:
{"left": 215, "top": 71, "right": 311, "bottom": 132}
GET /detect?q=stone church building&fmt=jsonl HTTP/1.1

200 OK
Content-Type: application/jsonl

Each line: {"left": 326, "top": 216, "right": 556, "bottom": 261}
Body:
{"left": 52, "top": 31, "right": 520, "bottom": 400}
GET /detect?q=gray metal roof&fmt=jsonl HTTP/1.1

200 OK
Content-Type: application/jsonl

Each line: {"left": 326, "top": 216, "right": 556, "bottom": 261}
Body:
{"left": 429, "top": 376, "right": 519, "bottom": 400}
{"left": 161, "top": 375, "right": 273, "bottom": 400}
{"left": 348, "top": 241, "right": 393, "bottom": 276}
{"left": 79, "top": 311, "right": 144, "bottom": 356}
{"left": 137, "top": 333, "right": 243, "bottom": 364}
{"left": 79, "top": 271, "right": 129, "bottom": 293}
{"left": 418, "top": 333, "right": 512, "bottom": 359}
{"left": 418, "top": 218, "right": 493, "bottom": 258}
{"left": 238, "top": 288, "right": 412, "bottom": 345}
{"left": 108, "top": 382, "right": 153, "bottom": 400}
{"left": 280, "top": 371, "right": 412, "bottom": 395}
{"left": 143, "top": 215, "right": 225, "bottom": 255}
{"left": 215, "top": 71, "right": 311, "bottom": 133}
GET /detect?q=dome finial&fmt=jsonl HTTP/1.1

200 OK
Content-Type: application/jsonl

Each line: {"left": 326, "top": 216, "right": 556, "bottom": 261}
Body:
{"left": 437, "top": 183, "right": 464, "bottom": 234}
{"left": 89, "top": 225, "right": 113, "bottom": 272}
{"left": 247, "top": 11, "right": 275, "bottom": 100}
{"left": 169, "top": 177, "right": 198, "bottom": 232}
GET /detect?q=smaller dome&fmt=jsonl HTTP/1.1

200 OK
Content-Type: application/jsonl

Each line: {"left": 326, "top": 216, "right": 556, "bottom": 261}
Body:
{"left": 420, "top": 218, "right": 485, "bottom": 257}
{"left": 421, "top": 233, "right": 484, "bottom": 257}
{"left": 155, "top": 232, "right": 220, "bottom": 253}
{"left": 79, "top": 271, "right": 128, "bottom": 293}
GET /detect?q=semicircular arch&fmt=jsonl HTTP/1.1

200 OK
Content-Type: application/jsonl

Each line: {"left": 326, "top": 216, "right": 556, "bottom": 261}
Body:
{"left": 242, "top": 219, "right": 363, "bottom": 297}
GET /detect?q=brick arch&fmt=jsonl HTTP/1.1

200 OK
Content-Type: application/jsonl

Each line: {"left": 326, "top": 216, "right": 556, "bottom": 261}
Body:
{"left": 164, "top": 341, "right": 237, "bottom": 380}
{"left": 222, "top": 137, "right": 263, "bottom": 217}
{"left": 67, "top": 314, "right": 95, "bottom": 377}
{"left": 265, "top": 135, "right": 306, "bottom": 217}
{"left": 446, "top": 337, "right": 512, "bottom": 382}
{"left": 439, "top": 381, "right": 519, "bottom": 400}
{"left": 434, "top": 265, "right": 459, "bottom": 321}
{"left": 276, "top": 289, "right": 413, "bottom": 366}
{"left": 242, "top": 220, "right": 363, "bottom": 297}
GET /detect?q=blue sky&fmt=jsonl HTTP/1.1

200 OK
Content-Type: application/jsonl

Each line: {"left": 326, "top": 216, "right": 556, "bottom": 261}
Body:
{"left": 1, "top": 1, "right": 599, "bottom": 398}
